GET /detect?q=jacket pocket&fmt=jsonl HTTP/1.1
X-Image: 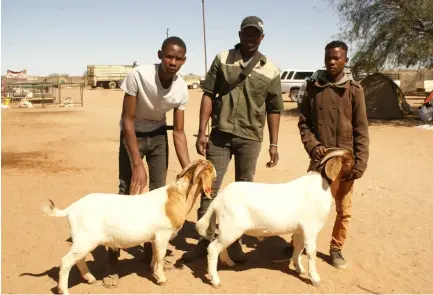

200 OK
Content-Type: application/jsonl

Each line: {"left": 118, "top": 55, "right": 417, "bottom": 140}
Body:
{"left": 247, "top": 72, "right": 268, "bottom": 106}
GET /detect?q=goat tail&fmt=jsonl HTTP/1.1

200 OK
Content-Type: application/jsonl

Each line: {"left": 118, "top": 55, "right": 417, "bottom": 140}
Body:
{"left": 196, "top": 202, "right": 215, "bottom": 238}
{"left": 40, "top": 199, "right": 69, "bottom": 217}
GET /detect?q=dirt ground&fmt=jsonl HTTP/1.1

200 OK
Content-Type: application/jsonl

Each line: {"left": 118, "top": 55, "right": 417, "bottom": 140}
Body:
{"left": 1, "top": 88, "right": 433, "bottom": 294}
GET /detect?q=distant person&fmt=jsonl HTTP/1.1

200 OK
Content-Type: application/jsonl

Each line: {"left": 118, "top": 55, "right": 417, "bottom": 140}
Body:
{"left": 102, "top": 36, "right": 191, "bottom": 289}
{"left": 181, "top": 16, "right": 284, "bottom": 263}
{"left": 271, "top": 40, "right": 370, "bottom": 269}
{"left": 419, "top": 90, "right": 433, "bottom": 122}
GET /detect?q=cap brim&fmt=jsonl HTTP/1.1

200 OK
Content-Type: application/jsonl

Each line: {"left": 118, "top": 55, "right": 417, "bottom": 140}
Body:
{"left": 241, "top": 24, "right": 263, "bottom": 33}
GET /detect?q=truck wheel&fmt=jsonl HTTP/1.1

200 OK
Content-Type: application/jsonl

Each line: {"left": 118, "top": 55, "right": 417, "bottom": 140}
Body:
{"left": 108, "top": 81, "right": 117, "bottom": 89}
{"left": 91, "top": 86, "right": 97, "bottom": 89}
{"left": 191, "top": 82, "right": 199, "bottom": 89}
{"left": 290, "top": 89, "right": 299, "bottom": 102}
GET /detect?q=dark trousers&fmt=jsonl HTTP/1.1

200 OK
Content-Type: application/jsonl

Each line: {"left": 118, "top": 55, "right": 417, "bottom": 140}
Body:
{"left": 197, "top": 129, "right": 261, "bottom": 239}
{"left": 109, "top": 127, "right": 169, "bottom": 260}
{"left": 118, "top": 127, "right": 169, "bottom": 194}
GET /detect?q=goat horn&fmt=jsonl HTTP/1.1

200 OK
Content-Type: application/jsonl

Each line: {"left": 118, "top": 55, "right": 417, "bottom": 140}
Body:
{"left": 192, "top": 160, "right": 209, "bottom": 184}
{"left": 176, "top": 159, "right": 203, "bottom": 180}
{"left": 319, "top": 149, "right": 346, "bottom": 165}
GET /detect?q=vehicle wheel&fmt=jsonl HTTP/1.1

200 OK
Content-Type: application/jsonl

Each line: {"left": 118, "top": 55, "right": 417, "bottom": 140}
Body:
{"left": 191, "top": 82, "right": 199, "bottom": 89}
{"left": 290, "top": 89, "right": 299, "bottom": 102}
{"left": 108, "top": 81, "right": 117, "bottom": 89}
{"left": 91, "top": 86, "right": 97, "bottom": 89}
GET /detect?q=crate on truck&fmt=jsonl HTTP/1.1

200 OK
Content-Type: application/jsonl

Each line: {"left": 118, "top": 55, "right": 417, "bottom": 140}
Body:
{"left": 87, "top": 64, "right": 135, "bottom": 89}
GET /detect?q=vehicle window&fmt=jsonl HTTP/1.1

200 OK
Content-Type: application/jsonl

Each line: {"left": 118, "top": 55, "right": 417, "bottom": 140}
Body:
{"left": 293, "top": 71, "right": 314, "bottom": 80}
{"left": 281, "top": 71, "right": 288, "bottom": 80}
{"left": 287, "top": 71, "right": 294, "bottom": 79}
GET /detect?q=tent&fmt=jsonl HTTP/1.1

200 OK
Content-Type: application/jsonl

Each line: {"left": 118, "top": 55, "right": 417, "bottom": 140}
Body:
{"left": 360, "top": 73, "right": 411, "bottom": 119}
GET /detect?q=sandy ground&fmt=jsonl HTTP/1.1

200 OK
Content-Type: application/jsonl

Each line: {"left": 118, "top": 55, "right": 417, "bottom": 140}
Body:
{"left": 1, "top": 88, "right": 433, "bottom": 294}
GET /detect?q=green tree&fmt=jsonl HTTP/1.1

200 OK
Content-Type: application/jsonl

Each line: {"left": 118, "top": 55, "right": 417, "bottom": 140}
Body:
{"left": 330, "top": 0, "right": 433, "bottom": 71}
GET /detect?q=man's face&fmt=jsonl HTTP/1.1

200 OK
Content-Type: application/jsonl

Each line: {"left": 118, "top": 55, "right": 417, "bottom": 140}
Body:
{"left": 324, "top": 47, "right": 348, "bottom": 77}
{"left": 158, "top": 44, "right": 186, "bottom": 75}
{"left": 239, "top": 27, "right": 264, "bottom": 53}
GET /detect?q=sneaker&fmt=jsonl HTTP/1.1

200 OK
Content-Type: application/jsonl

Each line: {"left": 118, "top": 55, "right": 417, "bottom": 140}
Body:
{"left": 180, "top": 239, "right": 210, "bottom": 263}
{"left": 330, "top": 248, "right": 348, "bottom": 269}
{"left": 271, "top": 245, "right": 294, "bottom": 264}
{"left": 227, "top": 240, "right": 247, "bottom": 263}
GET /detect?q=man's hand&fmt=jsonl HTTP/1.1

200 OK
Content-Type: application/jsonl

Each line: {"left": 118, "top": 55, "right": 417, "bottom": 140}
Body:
{"left": 196, "top": 134, "right": 208, "bottom": 156}
{"left": 342, "top": 168, "right": 362, "bottom": 182}
{"left": 266, "top": 145, "right": 279, "bottom": 168}
{"left": 130, "top": 164, "right": 147, "bottom": 195}
{"left": 312, "top": 145, "right": 326, "bottom": 162}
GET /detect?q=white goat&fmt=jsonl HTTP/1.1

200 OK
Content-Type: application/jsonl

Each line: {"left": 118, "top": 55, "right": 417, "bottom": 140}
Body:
{"left": 195, "top": 148, "right": 355, "bottom": 287}
{"left": 41, "top": 159, "right": 216, "bottom": 294}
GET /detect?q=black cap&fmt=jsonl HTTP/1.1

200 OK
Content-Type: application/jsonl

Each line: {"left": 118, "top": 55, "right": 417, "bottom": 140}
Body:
{"left": 240, "top": 16, "right": 264, "bottom": 33}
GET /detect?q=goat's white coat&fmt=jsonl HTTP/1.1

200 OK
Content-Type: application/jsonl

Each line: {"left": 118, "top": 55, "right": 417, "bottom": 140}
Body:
{"left": 196, "top": 150, "right": 353, "bottom": 288}
{"left": 42, "top": 159, "right": 216, "bottom": 294}
{"left": 48, "top": 188, "right": 178, "bottom": 249}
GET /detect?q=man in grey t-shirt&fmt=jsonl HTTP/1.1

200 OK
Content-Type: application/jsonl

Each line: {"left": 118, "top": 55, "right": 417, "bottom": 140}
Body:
{"left": 102, "top": 36, "right": 191, "bottom": 289}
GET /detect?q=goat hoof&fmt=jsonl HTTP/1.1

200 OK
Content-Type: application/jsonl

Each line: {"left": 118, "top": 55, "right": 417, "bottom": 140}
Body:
{"left": 84, "top": 273, "right": 96, "bottom": 284}
{"left": 211, "top": 282, "right": 220, "bottom": 289}
{"left": 295, "top": 266, "right": 305, "bottom": 275}
{"left": 58, "top": 287, "right": 68, "bottom": 294}
{"left": 157, "top": 280, "right": 167, "bottom": 286}
{"left": 311, "top": 279, "right": 321, "bottom": 286}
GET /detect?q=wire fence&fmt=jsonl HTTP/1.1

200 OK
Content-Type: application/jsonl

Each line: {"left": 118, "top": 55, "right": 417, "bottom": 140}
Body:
{"left": 2, "top": 82, "right": 84, "bottom": 108}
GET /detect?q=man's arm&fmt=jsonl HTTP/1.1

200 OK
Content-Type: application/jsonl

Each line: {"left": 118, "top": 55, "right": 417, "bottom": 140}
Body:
{"left": 267, "top": 112, "right": 280, "bottom": 145}
{"left": 121, "top": 94, "right": 141, "bottom": 166}
{"left": 198, "top": 93, "right": 213, "bottom": 137}
{"left": 265, "top": 75, "right": 284, "bottom": 144}
{"left": 298, "top": 84, "right": 322, "bottom": 156}
{"left": 121, "top": 93, "right": 148, "bottom": 194}
{"left": 120, "top": 70, "right": 147, "bottom": 194}
{"left": 172, "top": 108, "right": 190, "bottom": 169}
{"left": 351, "top": 84, "right": 370, "bottom": 179}
{"left": 196, "top": 93, "right": 213, "bottom": 156}
{"left": 265, "top": 74, "right": 284, "bottom": 167}
{"left": 196, "top": 54, "right": 221, "bottom": 156}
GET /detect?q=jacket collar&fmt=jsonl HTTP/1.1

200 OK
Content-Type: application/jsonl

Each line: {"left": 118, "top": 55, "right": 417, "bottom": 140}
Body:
{"left": 315, "top": 70, "right": 352, "bottom": 89}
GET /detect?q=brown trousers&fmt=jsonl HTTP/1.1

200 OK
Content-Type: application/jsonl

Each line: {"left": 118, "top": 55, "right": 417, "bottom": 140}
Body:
{"left": 329, "top": 179, "right": 354, "bottom": 250}
{"left": 308, "top": 160, "right": 354, "bottom": 250}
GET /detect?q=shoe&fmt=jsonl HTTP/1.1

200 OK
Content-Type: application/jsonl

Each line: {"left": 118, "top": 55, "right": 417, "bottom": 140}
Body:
{"left": 271, "top": 245, "right": 294, "bottom": 264}
{"left": 180, "top": 239, "right": 210, "bottom": 263}
{"left": 227, "top": 239, "right": 247, "bottom": 263}
{"left": 330, "top": 248, "right": 348, "bottom": 269}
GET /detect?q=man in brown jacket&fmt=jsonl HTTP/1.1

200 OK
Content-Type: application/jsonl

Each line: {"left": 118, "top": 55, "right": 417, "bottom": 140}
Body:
{"left": 272, "top": 40, "right": 369, "bottom": 269}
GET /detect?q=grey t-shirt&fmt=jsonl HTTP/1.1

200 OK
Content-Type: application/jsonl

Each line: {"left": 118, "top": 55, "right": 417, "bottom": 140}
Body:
{"left": 120, "top": 64, "right": 188, "bottom": 132}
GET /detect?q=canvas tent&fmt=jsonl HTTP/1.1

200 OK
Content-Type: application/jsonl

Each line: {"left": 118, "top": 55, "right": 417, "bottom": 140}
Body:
{"left": 360, "top": 73, "right": 411, "bottom": 120}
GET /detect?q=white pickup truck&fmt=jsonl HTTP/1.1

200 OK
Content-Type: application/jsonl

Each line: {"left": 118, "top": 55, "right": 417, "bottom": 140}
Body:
{"left": 280, "top": 68, "right": 315, "bottom": 102}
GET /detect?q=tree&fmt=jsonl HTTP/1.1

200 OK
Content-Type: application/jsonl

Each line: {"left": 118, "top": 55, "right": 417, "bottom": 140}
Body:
{"left": 330, "top": 0, "right": 433, "bottom": 71}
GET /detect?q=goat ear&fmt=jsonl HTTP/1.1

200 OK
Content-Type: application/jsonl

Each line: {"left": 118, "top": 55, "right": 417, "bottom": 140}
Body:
{"left": 325, "top": 157, "right": 342, "bottom": 181}
{"left": 192, "top": 161, "right": 209, "bottom": 184}
{"left": 199, "top": 171, "right": 213, "bottom": 198}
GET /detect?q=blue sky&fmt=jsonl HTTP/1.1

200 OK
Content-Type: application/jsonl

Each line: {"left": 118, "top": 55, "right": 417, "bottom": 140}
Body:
{"left": 1, "top": 0, "right": 348, "bottom": 77}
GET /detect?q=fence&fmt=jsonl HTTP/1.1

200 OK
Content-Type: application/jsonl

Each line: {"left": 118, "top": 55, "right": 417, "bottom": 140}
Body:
{"left": 2, "top": 82, "right": 84, "bottom": 108}
{"left": 381, "top": 70, "right": 433, "bottom": 94}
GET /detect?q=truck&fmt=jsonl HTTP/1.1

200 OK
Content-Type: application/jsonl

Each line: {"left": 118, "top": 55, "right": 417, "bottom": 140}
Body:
{"left": 181, "top": 74, "right": 202, "bottom": 89}
{"left": 86, "top": 64, "right": 135, "bottom": 89}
